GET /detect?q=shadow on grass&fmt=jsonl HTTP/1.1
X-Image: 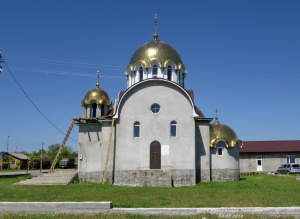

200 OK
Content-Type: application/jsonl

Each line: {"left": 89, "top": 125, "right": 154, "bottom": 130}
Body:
{"left": 0, "top": 174, "right": 31, "bottom": 179}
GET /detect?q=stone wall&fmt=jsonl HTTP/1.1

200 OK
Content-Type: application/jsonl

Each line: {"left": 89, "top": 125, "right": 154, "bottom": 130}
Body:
{"left": 211, "top": 169, "right": 240, "bottom": 182}
{"left": 79, "top": 169, "right": 195, "bottom": 187}
{"left": 78, "top": 170, "right": 113, "bottom": 183}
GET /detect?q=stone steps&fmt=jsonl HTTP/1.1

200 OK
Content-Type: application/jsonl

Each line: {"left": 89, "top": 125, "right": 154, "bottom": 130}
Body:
{"left": 15, "top": 169, "right": 77, "bottom": 185}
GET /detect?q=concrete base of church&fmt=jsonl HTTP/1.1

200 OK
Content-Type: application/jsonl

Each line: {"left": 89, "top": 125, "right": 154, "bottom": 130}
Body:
{"left": 114, "top": 169, "right": 195, "bottom": 187}
{"left": 211, "top": 169, "right": 240, "bottom": 182}
{"left": 78, "top": 171, "right": 114, "bottom": 184}
{"left": 79, "top": 169, "right": 195, "bottom": 187}
{"left": 199, "top": 169, "right": 211, "bottom": 182}
{"left": 78, "top": 169, "right": 240, "bottom": 185}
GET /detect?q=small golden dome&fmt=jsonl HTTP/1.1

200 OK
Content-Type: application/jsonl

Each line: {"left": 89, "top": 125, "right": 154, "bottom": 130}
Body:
{"left": 81, "top": 86, "right": 111, "bottom": 106}
{"left": 128, "top": 40, "right": 184, "bottom": 70}
{"left": 210, "top": 119, "right": 243, "bottom": 148}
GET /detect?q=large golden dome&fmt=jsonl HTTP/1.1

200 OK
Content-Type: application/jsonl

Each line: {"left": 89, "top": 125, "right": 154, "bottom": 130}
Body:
{"left": 81, "top": 83, "right": 111, "bottom": 106}
{"left": 210, "top": 118, "right": 243, "bottom": 148}
{"left": 128, "top": 40, "right": 184, "bottom": 70}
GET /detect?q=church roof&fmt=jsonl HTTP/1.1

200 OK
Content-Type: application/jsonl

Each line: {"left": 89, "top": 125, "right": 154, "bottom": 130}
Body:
{"left": 209, "top": 112, "right": 243, "bottom": 148}
{"left": 81, "top": 72, "right": 111, "bottom": 106}
{"left": 128, "top": 40, "right": 185, "bottom": 70}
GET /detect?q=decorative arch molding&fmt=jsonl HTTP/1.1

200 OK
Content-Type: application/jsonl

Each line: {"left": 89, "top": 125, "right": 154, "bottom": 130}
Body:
{"left": 113, "top": 79, "right": 199, "bottom": 119}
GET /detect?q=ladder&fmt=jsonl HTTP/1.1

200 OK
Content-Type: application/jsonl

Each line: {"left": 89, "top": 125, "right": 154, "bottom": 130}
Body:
{"left": 48, "top": 118, "right": 77, "bottom": 173}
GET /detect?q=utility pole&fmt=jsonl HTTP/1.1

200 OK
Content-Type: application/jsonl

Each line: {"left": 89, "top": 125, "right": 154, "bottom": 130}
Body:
{"left": 40, "top": 142, "right": 44, "bottom": 173}
{"left": 6, "top": 135, "right": 10, "bottom": 153}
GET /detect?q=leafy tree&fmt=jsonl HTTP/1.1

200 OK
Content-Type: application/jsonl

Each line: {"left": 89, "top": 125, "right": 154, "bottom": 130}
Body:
{"left": 46, "top": 144, "right": 77, "bottom": 168}
{"left": 28, "top": 154, "right": 51, "bottom": 169}
{"left": 2, "top": 155, "right": 13, "bottom": 169}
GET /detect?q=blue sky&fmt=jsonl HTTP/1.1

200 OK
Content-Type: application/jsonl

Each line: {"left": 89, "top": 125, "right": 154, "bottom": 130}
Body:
{"left": 0, "top": 0, "right": 299, "bottom": 153}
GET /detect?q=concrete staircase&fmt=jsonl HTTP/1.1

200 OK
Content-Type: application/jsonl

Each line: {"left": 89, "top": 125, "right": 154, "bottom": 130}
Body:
{"left": 15, "top": 169, "right": 77, "bottom": 185}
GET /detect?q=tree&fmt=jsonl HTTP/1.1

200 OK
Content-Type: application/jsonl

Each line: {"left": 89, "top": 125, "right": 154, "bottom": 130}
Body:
{"left": 46, "top": 144, "right": 77, "bottom": 168}
{"left": 3, "top": 155, "right": 14, "bottom": 169}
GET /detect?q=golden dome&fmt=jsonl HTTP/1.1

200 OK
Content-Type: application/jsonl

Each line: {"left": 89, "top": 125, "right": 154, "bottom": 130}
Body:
{"left": 81, "top": 84, "right": 111, "bottom": 106}
{"left": 128, "top": 40, "right": 184, "bottom": 70}
{"left": 210, "top": 118, "right": 243, "bottom": 148}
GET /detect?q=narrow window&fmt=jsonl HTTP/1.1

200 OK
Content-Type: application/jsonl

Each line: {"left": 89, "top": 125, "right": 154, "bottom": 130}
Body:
{"left": 131, "top": 73, "right": 135, "bottom": 85}
{"left": 170, "top": 121, "right": 177, "bottom": 137}
{"left": 92, "top": 103, "right": 97, "bottom": 118}
{"left": 134, "top": 121, "right": 140, "bottom": 138}
{"left": 167, "top": 66, "right": 172, "bottom": 80}
{"left": 139, "top": 67, "right": 143, "bottom": 81}
{"left": 216, "top": 142, "right": 225, "bottom": 156}
{"left": 100, "top": 104, "right": 105, "bottom": 117}
{"left": 153, "top": 65, "right": 158, "bottom": 78}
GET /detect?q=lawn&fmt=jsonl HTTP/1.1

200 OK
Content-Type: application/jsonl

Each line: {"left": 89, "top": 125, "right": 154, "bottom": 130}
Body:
{"left": 0, "top": 174, "right": 299, "bottom": 208}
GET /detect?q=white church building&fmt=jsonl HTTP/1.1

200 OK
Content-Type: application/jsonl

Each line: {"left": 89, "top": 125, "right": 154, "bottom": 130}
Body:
{"left": 77, "top": 28, "right": 243, "bottom": 187}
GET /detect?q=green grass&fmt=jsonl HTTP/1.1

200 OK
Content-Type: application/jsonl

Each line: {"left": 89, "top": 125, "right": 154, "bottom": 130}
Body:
{"left": 0, "top": 169, "right": 24, "bottom": 172}
{"left": 0, "top": 174, "right": 299, "bottom": 208}
{"left": 0, "top": 213, "right": 296, "bottom": 219}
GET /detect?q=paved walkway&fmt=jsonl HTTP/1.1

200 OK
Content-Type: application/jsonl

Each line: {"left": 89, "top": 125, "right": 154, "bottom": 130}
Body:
{"left": 14, "top": 169, "right": 77, "bottom": 185}
{"left": 0, "top": 202, "right": 299, "bottom": 217}
{"left": 0, "top": 170, "right": 48, "bottom": 177}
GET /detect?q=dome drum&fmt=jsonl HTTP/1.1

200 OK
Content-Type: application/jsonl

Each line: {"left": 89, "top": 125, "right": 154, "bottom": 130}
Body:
{"left": 81, "top": 83, "right": 112, "bottom": 119}
{"left": 125, "top": 39, "right": 187, "bottom": 88}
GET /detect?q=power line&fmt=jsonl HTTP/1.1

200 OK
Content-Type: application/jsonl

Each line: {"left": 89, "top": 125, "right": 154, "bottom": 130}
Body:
{"left": 1, "top": 60, "right": 78, "bottom": 144}
{"left": 10, "top": 67, "right": 124, "bottom": 79}
{"left": 5, "top": 54, "right": 125, "bottom": 69}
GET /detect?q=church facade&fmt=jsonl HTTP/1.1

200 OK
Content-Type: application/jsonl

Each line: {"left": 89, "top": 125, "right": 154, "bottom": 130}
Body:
{"left": 77, "top": 31, "right": 243, "bottom": 186}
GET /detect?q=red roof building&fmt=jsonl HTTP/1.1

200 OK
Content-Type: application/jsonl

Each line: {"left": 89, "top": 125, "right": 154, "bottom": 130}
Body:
{"left": 239, "top": 141, "right": 300, "bottom": 173}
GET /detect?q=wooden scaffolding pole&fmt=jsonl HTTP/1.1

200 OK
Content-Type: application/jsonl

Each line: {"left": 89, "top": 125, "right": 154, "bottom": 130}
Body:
{"left": 102, "top": 102, "right": 117, "bottom": 184}
{"left": 48, "top": 119, "right": 76, "bottom": 173}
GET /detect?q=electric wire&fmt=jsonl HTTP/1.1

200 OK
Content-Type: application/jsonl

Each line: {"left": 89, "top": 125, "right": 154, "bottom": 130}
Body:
{"left": 2, "top": 61, "right": 78, "bottom": 144}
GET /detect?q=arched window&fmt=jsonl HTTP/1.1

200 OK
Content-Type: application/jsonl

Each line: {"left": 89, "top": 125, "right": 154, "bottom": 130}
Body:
{"left": 139, "top": 67, "right": 143, "bottom": 81}
{"left": 131, "top": 72, "right": 135, "bottom": 85}
{"left": 170, "top": 121, "right": 177, "bottom": 137}
{"left": 91, "top": 103, "right": 97, "bottom": 118}
{"left": 167, "top": 66, "right": 172, "bottom": 80}
{"left": 134, "top": 121, "right": 140, "bottom": 138}
{"left": 153, "top": 65, "right": 158, "bottom": 78}
{"left": 100, "top": 104, "right": 105, "bottom": 117}
{"left": 216, "top": 142, "right": 225, "bottom": 156}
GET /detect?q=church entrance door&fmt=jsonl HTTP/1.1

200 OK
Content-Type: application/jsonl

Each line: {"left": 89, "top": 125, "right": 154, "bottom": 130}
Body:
{"left": 150, "top": 140, "right": 161, "bottom": 169}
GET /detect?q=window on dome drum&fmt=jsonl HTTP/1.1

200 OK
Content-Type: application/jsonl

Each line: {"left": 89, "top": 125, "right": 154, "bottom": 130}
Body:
{"left": 91, "top": 103, "right": 97, "bottom": 118}
{"left": 100, "top": 104, "right": 105, "bottom": 117}
{"left": 216, "top": 142, "right": 225, "bottom": 156}
{"left": 134, "top": 121, "right": 140, "bottom": 138}
{"left": 153, "top": 65, "right": 158, "bottom": 78}
{"left": 150, "top": 103, "right": 160, "bottom": 114}
{"left": 170, "top": 121, "right": 177, "bottom": 137}
{"left": 287, "top": 155, "right": 296, "bottom": 163}
{"left": 139, "top": 67, "right": 143, "bottom": 81}
{"left": 167, "top": 66, "right": 172, "bottom": 80}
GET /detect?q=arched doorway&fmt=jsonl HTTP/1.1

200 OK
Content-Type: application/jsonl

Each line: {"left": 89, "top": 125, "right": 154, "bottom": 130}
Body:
{"left": 150, "top": 140, "right": 161, "bottom": 169}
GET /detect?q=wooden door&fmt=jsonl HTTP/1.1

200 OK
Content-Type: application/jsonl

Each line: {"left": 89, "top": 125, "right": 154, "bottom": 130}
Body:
{"left": 150, "top": 141, "right": 161, "bottom": 169}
